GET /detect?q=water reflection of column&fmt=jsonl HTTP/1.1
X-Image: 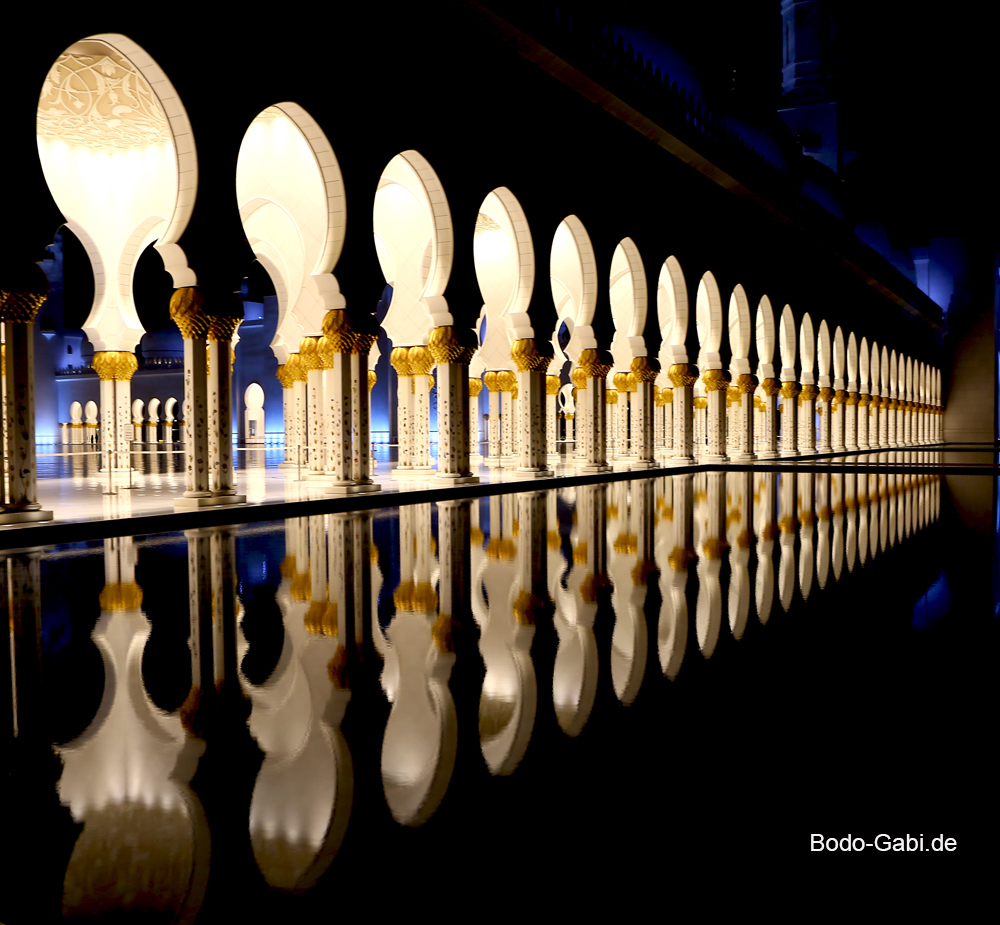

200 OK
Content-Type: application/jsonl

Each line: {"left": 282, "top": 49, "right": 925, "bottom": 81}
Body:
{"left": 476, "top": 492, "right": 539, "bottom": 776}
{"left": 726, "top": 471, "right": 752, "bottom": 639}
{"left": 831, "top": 473, "right": 845, "bottom": 580}
{"left": 655, "top": 476, "right": 690, "bottom": 679}
{"left": 246, "top": 512, "right": 354, "bottom": 892}
{"left": 381, "top": 503, "right": 454, "bottom": 826}
{"left": 608, "top": 480, "right": 649, "bottom": 703}
{"left": 754, "top": 472, "right": 776, "bottom": 624}
{"left": 554, "top": 483, "right": 604, "bottom": 735}
{"left": 797, "top": 472, "right": 815, "bottom": 600}
{"left": 57, "top": 538, "right": 210, "bottom": 921}
{"left": 695, "top": 472, "right": 725, "bottom": 657}
{"left": 815, "top": 472, "right": 830, "bottom": 589}
{"left": 778, "top": 472, "right": 797, "bottom": 612}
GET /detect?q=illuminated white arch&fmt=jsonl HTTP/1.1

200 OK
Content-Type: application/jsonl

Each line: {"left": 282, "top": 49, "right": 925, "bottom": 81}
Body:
{"left": 778, "top": 305, "right": 797, "bottom": 377}
{"left": 551, "top": 215, "right": 598, "bottom": 359}
{"left": 608, "top": 237, "right": 648, "bottom": 369}
{"left": 728, "top": 284, "right": 752, "bottom": 375}
{"left": 657, "top": 256, "right": 689, "bottom": 371}
{"left": 755, "top": 295, "right": 776, "bottom": 379}
{"left": 695, "top": 272, "right": 723, "bottom": 369}
{"left": 37, "top": 34, "right": 197, "bottom": 351}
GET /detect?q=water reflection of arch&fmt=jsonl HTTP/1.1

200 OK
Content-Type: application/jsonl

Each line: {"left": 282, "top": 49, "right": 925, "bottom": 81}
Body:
{"left": 655, "top": 474, "right": 690, "bottom": 679}
{"left": 693, "top": 471, "right": 724, "bottom": 657}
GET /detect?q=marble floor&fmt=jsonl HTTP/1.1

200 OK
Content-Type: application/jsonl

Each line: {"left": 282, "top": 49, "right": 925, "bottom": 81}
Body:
{"left": 3, "top": 442, "right": 985, "bottom": 540}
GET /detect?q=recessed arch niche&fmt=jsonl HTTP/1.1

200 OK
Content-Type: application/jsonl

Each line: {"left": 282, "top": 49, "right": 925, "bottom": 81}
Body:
{"left": 36, "top": 34, "right": 196, "bottom": 352}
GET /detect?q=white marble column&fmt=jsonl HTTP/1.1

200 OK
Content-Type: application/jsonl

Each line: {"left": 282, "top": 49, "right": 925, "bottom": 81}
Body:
{"left": 613, "top": 372, "right": 629, "bottom": 458}
{"left": 780, "top": 379, "right": 800, "bottom": 457}
{"left": 324, "top": 319, "right": 355, "bottom": 490}
{"left": 390, "top": 347, "right": 414, "bottom": 476}
{"left": 578, "top": 349, "right": 612, "bottom": 473}
{"left": 469, "top": 377, "right": 484, "bottom": 468}
{"left": 831, "top": 385, "right": 847, "bottom": 452}
{"left": 857, "top": 389, "right": 870, "bottom": 450}
{"left": 731, "top": 373, "right": 757, "bottom": 461}
{"left": 409, "top": 345, "right": 434, "bottom": 473}
{"left": 498, "top": 370, "right": 516, "bottom": 465}
{"left": 170, "top": 289, "right": 212, "bottom": 506}
{"left": 546, "top": 374, "right": 560, "bottom": 465}
{"left": 511, "top": 338, "right": 553, "bottom": 479}
{"left": 94, "top": 351, "right": 138, "bottom": 472}
{"left": 668, "top": 363, "right": 697, "bottom": 462}
{"left": 300, "top": 336, "right": 326, "bottom": 476}
{"left": 798, "top": 383, "right": 818, "bottom": 454}
{"left": 484, "top": 371, "right": 501, "bottom": 467}
{"left": 630, "top": 356, "right": 658, "bottom": 469}
{"left": 878, "top": 390, "right": 890, "bottom": 448}
{"left": 571, "top": 368, "right": 587, "bottom": 465}
{"left": 207, "top": 310, "right": 242, "bottom": 502}
{"left": 702, "top": 368, "right": 730, "bottom": 462}
{"left": 817, "top": 386, "right": 834, "bottom": 453}
{"left": 429, "top": 325, "right": 478, "bottom": 483}
{"left": 845, "top": 385, "right": 859, "bottom": 451}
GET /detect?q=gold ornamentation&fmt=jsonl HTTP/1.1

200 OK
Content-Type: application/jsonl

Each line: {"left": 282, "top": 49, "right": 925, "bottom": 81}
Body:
{"left": 432, "top": 613, "right": 453, "bottom": 653}
{"left": 847, "top": 391, "right": 859, "bottom": 406}
{"left": 390, "top": 346, "right": 412, "bottom": 377}
{"left": 430, "top": 325, "right": 475, "bottom": 364}
{"left": 570, "top": 367, "right": 588, "bottom": 390}
{"left": 818, "top": 387, "right": 835, "bottom": 403}
{"left": 321, "top": 309, "right": 356, "bottom": 353}
{"left": 285, "top": 353, "right": 308, "bottom": 382}
{"left": 316, "top": 335, "right": 336, "bottom": 369}
{"left": 408, "top": 345, "right": 434, "bottom": 376}
{"left": 276, "top": 364, "right": 294, "bottom": 389}
{"left": 207, "top": 313, "right": 242, "bottom": 343}
{"left": 0, "top": 289, "right": 47, "bottom": 323}
{"left": 668, "top": 363, "right": 698, "bottom": 388}
{"left": 701, "top": 537, "right": 728, "bottom": 559}
{"left": 631, "top": 356, "right": 660, "bottom": 383}
{"left": 511, "top": 338, "right": 552, "bottom": 372}
{"left": 92, "top": 351, "right": 138, "bottom": 381}
{"left": 305, "top": 601, "right": 338, "bottom": 636}
{"left": 579, "top": 349, "right": 613, "bottom": 379}
{"left": 667, "top": 546, "right": 694, "bottom": 571}
{"left": 780, "top": 381, "right": 800, "bottom": 400}
{"left": 546, "top": 375, "right": 561, "bottom": 395}
{"left": 513, "top": 590, "right": 547, "bottom": 625}
{"left": 760, "top": 378, "right": 782, "bottom": 397}
{"left": 496, "top": 370, "right": 517, "bottom": 393}
{"left": 607, "top": 390, "right": 618, "bottom": 405}
{"left": 368, "top": 369, "right": 377, "bottom": 391}
{"left": 833, "top": 389, "right": 847, "bottom": 408}
{"left": 737, "top": 373, "right": 758, "bottom": 394}
{"left": 486, "top": 537, "right": 517, "bottom": 560}
{"left": 299, "top": 336, "right": 322, "bottom": 370}
{"left": 626, "top": 372, "right": 638, "bottom": 392}
{"left": 98, "top": 581, "right": 143, "bottom": 612}
{"left": 693, "top": 397, "right": 708, "bottom": 410}
{"left": 169, "top": 287, "right": 210, "bottom": 339}
{"left": 613, "top": 371, "right": 630, "bottom": 392}
{"left": 702, "top": 369, "right": 730, "bottom": 392}
{"left": 469, "top": 377, "right": 483, "bottom": 397}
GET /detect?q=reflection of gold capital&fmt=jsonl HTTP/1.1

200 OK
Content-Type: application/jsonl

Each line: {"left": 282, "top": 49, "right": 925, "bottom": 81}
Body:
{"left": 701, "top": 537, "right": 728, "bottom": 559}
{"left": 580, "top": 573, "right": 608, "bottom": 603}
{"left": 779, "top": 515, "right": 796, "bottom": 534}
{"left": 547, "top": 530, "right": 561, "bottom": 549}
{"left": 98, "top": 581, "right": 143, "bottom": 612}
{"left": 486, "top": 537, "right": 517, "bottom": 560}
{"left": 304, "top": 601, "right": 338, "bottom": 636}
{"left": 631, "top": 560, "right": 657, "bottom": 586}
{"left": 513, "top": 590, "right": 548, "bottom": 625}
{"left": 668, "top": 364, "right": 698, "bottom": 388}
{"left": 667, "top": 546, "right": 694, "bottom": 571}
{"left": 432, "top": 613, "right": 453, "bottom": 653}
{"left": 572, "top": 541, "right": 588, "bottom": 564}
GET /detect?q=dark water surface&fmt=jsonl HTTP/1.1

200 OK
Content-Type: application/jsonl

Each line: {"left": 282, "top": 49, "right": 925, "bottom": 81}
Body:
{"left": 2, "top": 470, "right": 994, "bottom": 921}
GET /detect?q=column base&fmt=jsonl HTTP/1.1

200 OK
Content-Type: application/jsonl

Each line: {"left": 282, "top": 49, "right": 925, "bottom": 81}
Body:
{"left": 327, "top": 481, "right": 382, "bottom": 495}
{"left": 577, "top": 463, "right": 612, "bottom": 474}
{"left": 728, "top": 453, "right": 756, "bottom": 462}
{"left": 667, "top": 456, "right": 695, "bottom": 465}
{"left": 702, "top": 454, "right": 729, "bottom": 463}
{"left": 832, "top": 445, "right": 847, "bottom": 452}
{"left": 547, "top": 453, "right": 562, "bottom": 466}
{"left": 781, "top": 450, "right": 800, "bottom": 457}
{"left": 799, "top": 448, "right": 817, "bottom": 456}
{"left": 470, "top": 454, "right": 484, "bottom": 469}
{"left": 174, "top": 494, "right": 247, "bottom": 511}
{"left": 513, "top": 467, "right": 554, "bottom": 479}
{"left": 391, "top": 466, "right": 434, "bottom": 480}
{"left": 756, "top": 450, "right": 779, "bottom": 459}
{"left": 484, "top": 455, "right": 502, "bottom": 468}
{"left": 435, "top": 473, "right": 480, "bottom": 484}
{"left": 500, "top": 455, "right": 518, "bottom": 468}
{"left": 0, "top": 509, "right": 54, "bottom": 524}
{"left": 630, "top": 460, "right": 656, "bottom": 470}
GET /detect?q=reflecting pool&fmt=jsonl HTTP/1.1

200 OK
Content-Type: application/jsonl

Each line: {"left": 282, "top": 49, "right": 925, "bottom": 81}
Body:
{"left": 2, "top": 469, "right": 994, "bottom": 920}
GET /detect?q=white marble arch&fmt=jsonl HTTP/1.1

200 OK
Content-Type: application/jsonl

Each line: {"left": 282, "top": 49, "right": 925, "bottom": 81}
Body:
{"left": 471, "top": 186, "right": 534, "bottom": 378}
{"left": 37, "top": 34, "right": 197, "bottom": 351}
{"left": 375, "top": 150, "right": 454, "bottom": 347}
{"left": 778, "top": 304, "right": 797, "bottom": 381}
{"left": 756, "top": 295, "right": 776, "bottom": 381}
{"left": 238, "top": 102, "right": 347, "bottom": 364}
{"left": 657, "top": 255, "right": 689, "bottom": 372}
{"left": 801, "top": 313, "right": 818, "bottom": 387}
{"left": 608, "top": 236, "right": 648, "bottom": 369}
{"left": 550, "top": 215, "right": 598, "bottom": 361}
{"left": 728, "top": 284, "right": 752, "bottom": 377}
{"left": 694, "top": 271, "right": 724, "bottom": 372}
{"left": 164, "top": 396, "right": 178, "bottom": 438}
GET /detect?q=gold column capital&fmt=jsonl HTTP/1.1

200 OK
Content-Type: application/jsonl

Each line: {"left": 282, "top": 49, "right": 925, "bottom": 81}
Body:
{"left": 736, "top": 373, "right": 758, "bottom": 394}
{"left": 408, "top": 345, "right": 434, "bottom": 376}
{"left": 668, "top": 363, "right": 699, "bottom": 388}
{"left": 702, "top": 368, "right": 730, "bottom": 392}
{"left": 430, "top": 325, "right": 476, "bottom": 365}
{"left": 545, "top": 374, "right": 561, "bottom": 395}
{"left": 169, "top": 287, "right": 210, "bottom": 339}
{"left": 469, "top": 376, "right": 484, "bottom": 397}
{"left": 511, "top": 337, "right": 553, "bottom": 372}
{"left": 368, "top": 369, "right": 377, "bottom": 392}
{"left": 760, "top": 377, "right": 782, "bottom": 397}
{"left": 390, "top": 346, "right": 412, "bottom": 377}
